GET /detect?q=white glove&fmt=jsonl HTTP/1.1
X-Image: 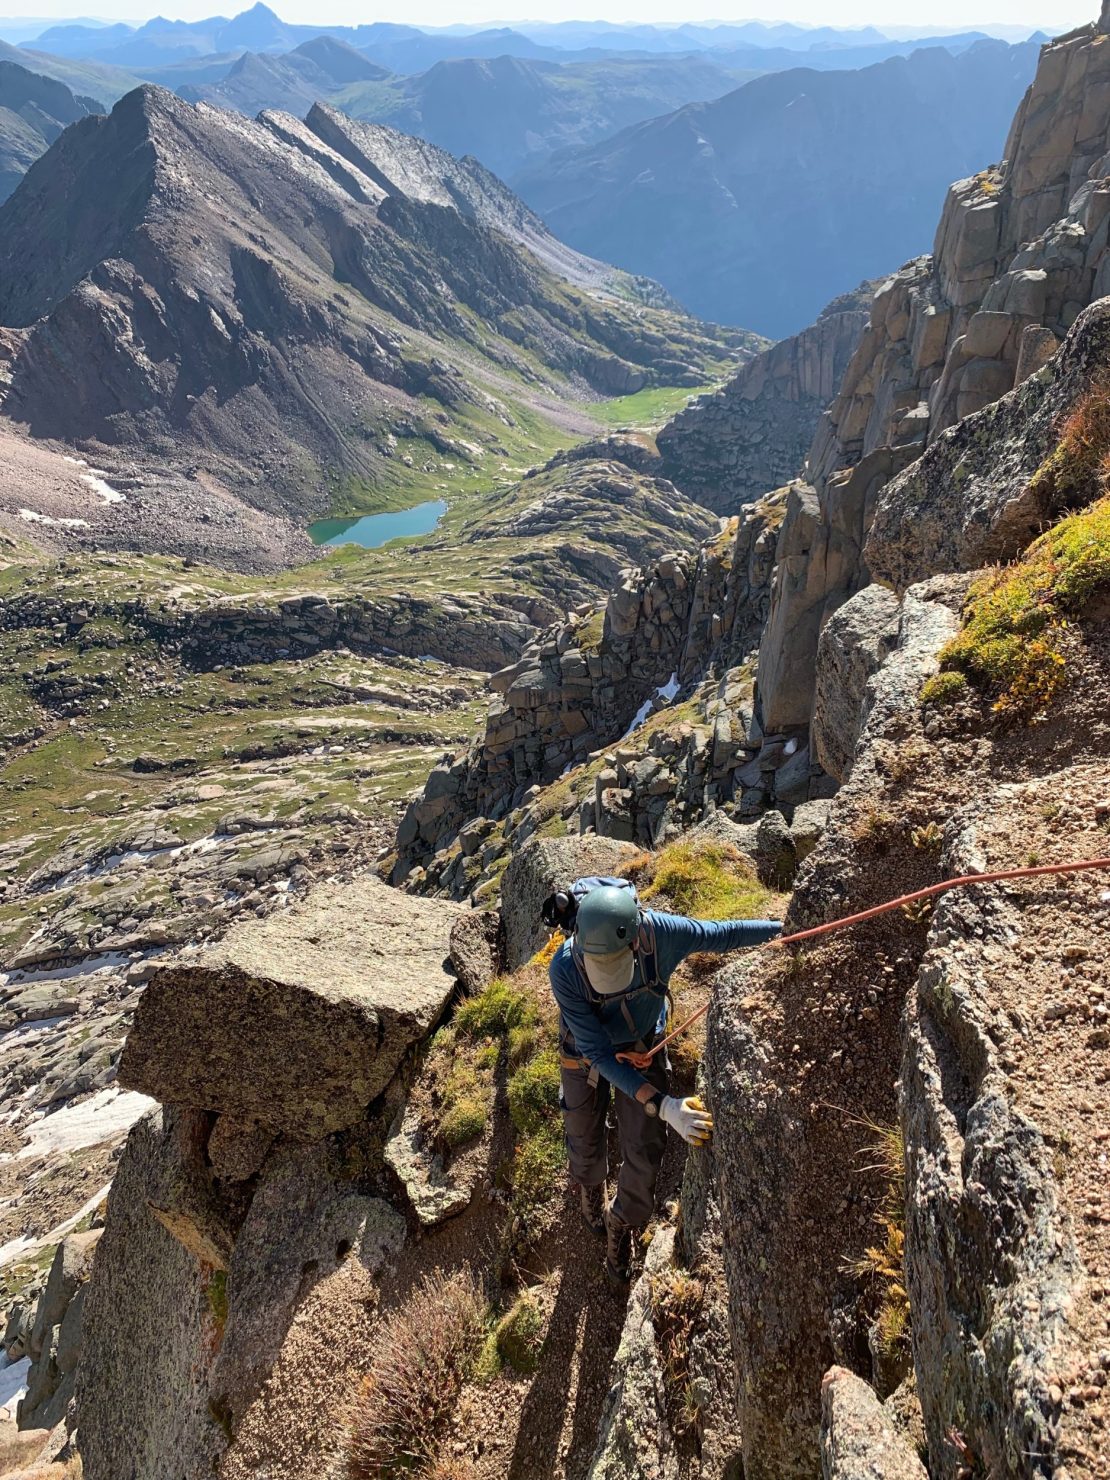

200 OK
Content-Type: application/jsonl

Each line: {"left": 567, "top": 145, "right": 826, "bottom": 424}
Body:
{"left": 660, "top": 1094, "right": 713, "bottom": 1146}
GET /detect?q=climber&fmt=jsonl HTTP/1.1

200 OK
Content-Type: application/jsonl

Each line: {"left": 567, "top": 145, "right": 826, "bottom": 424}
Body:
{"left": 547, "top": 881, "right": 781, "bottom": 1285}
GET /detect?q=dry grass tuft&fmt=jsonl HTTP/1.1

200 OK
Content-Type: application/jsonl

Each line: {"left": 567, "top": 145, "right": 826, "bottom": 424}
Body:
{"left": 842, "top": 1116, "right": 910, "bottom": 1360}
{"left": 651, "top": 1264, "right": 707, "bottom": 1433}
{"left": 347, "top": 1267, "right": 486, "bottom": 1480}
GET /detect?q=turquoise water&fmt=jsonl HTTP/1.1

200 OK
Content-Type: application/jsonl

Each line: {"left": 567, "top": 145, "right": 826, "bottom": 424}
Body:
{"left": 309, "top": 499, "right": 446, "bottom": 548}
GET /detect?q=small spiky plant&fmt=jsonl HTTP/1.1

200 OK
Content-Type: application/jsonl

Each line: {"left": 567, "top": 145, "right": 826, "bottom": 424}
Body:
{"left": 348, "top": 1268, "right": 486, "bottom": 1479}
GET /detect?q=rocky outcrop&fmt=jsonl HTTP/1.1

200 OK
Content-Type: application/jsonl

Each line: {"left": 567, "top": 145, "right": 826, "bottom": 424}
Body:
{"left": 759, "top": 281, "right": 1110, "bottom": 742}
{"left": 809, "top": 19, "right": 1110, "bottom": 488}
{"left": 78, "top": 1108, "right": 225, "bottom": 1480}
{"left": 657, "top": 287, "right": 872, "bottom": 514}
{"left": 701, "top": 578, "right": 962, "bottom": 1478}
{"left": 868, "top": 296, "right": 1110, "bottom": 591}
{"left": 903, "top": 766, "right": 1110, "bottom": 1476}
{"left": 395, "top": 487, "right": 799, "bottom": 890}
{"left": 18, "top": 1229, "right": 102, "bottom": 1431}
{"left": 119, "top": 876, "right": 462, "bottom": 1138}
{"left": 811, "top": 584, "right": 900, "bottom": 783}
{"left": 819, "top": 1368, "right": 928, "bottom": 1480}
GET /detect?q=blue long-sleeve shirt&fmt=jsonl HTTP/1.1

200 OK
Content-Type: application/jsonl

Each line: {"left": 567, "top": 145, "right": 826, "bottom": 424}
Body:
{"left": 549, "top": 911, "right": 781, "bottom": 1101}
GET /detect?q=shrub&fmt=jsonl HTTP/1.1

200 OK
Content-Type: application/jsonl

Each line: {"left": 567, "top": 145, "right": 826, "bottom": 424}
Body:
{"left": 635, "top": 840, "right": 775, "bottom": 919}
{"left": 651, "top": 1265, "right": 706, "bottom": 1433}
{"left": 935, "top": 493, "right": 1110, "bottom": 721}
{"left": 428, "top": 1462, "right": 478, "bottom": 1480}
{"left": 348, "top": 1268, "right": 486, "bottom": 1480}
{"left": 507, "top": 1049, "right": 561, "bottom": 1137}
{"left": 1029, "top": 380, "right": 1110, "bottom": 505}
{"left": 439, "top": 1096, "right": 489, "bottom": 1150}
{"left": 511, "top": 1119, "right": 565, "bottom": 1235}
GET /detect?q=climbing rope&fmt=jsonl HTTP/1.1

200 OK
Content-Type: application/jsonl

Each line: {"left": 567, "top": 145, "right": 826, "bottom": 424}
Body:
{"left": 617, "top": 855, "right": 1110, "bottom": 1068}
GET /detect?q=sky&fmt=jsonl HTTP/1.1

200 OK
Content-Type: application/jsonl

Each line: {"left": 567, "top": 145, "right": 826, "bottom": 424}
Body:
{"left": 0, "top": 0, "right": 1086, "bottom": 29}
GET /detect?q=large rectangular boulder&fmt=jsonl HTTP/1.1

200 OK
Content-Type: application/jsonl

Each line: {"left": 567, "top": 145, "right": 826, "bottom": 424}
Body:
{"left": 119, "top": 876, "right": 462, "bottom": 1138}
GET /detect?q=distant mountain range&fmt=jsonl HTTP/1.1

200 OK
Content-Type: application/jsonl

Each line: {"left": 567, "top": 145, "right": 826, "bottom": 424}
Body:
{"left": 177, "top": 50, "right": 755, "bottom": 179}
{"left": 0, "top": 88, "right": 739, "bottom": 522}
{"left": 10, "top": 4, "right": 1044, "bottom": 76}
{"left": 0, "top": 56, "right": 98, "bottom": 200}
{"left": 516, "top": 39, "right": 1042, "bottom": 337}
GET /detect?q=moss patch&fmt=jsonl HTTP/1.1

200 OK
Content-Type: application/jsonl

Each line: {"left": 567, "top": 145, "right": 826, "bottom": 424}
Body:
{"left": 935, "top": 493, "right": 1110, "bottom": 721}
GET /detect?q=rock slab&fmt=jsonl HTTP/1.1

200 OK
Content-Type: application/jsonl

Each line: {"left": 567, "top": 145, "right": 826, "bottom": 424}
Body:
{"left": 119, "top": 875, "right": 462, "bottom": 1138}
{"left": 820, "top": 1367, "right": 928, "bottom": 1480}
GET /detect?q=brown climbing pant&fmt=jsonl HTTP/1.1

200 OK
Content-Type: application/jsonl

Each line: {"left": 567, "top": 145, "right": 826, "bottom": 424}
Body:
{"left": 559, "top": 1054, "right": 669, "bottom": 1229}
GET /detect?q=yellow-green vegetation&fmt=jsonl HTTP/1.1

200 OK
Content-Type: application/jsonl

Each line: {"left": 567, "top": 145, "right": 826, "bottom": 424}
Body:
{"left": 507, "top": 1048, "right": 561, "bottom": 1136}
{"left": 446, "top": 967, "right": 565, "bottom": 1245}
{"left": 585, "top": 383, "right": 715, "bottom": 430}
{"left": 574, "top": 605, "right": 606, "bottom": 655}
{"left": 422, "top": 975, "right": 565, "bottom": 1246}
{"left": 630, "top": 839, "right": 778, "bottom": 919}
{"left": 475, "top": 1288, "right": 547, "bottom": 1379}
{"left": 845, "top": 1119, "right": 910, "bottom": 1360}
{"left": 854, "top": 802, "right": 901, "bottom": 846}
{"left": 650, "top": 1264, "right": 707, "bottom": 1433}
{"left": 933, "top": 493, "right": 1110, "bottom": 721}
{"left": 919, "top": 670, "right": 967, "bottom": 708}
{"left": 456, "top": 977, "right": 539, "bottom": 1038}
{"left": 348, "top": 1267, "right": 487, "bottom": 1480}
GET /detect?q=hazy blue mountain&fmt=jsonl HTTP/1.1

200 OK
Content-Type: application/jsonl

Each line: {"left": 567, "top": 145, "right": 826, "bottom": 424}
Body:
{"left": 347, "top": 54, "right": 751, "bottom": 177}
{"left": 0, "top": 39, "right": 138, "bottom": 105}
{"left": 179, "top": 50, "right": 748, "bottom": 178}
{"left": 178, "top": 39, "right": 389, "bottom": 115}
{"left": 0, "top": 56, "right": 100, "bottom": 200}
{"left": 516, "top": 40, "right": 1041, "bottom": 337}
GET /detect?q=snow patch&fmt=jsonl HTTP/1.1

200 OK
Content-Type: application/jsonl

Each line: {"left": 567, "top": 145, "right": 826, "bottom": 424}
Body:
{"left": 18, "top": 508, "right": 90, "bottom": 530}
{"left": 0, "top": 1181, "right": 112, "bottom": 1270}
{"left": 80, "top": 472, "right": 125, "bottom": 505}
{"left": 11, "top": 1087, "right": 156, "bottom": 1162}
{"left": 622, "top": 672, "right": 680, "bottom": 739}
{"left": 0, "top": 952, "right": 131, "bottom": 989}
{"left": 0, "top": 1356, "right": 30, "bottom": 1420}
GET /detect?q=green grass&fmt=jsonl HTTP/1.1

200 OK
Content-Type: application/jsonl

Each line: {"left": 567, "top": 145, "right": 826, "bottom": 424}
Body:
{"left": 585, "top": 383, "right": 714, "bottom": 429}
{"left": 934, "top": 493, "right": 1110, "bottom": 721}
{"left": 489, "top": 1291, "right": 546, "bottom": 1375}
{"left": 919, "top": 670, "right": 968, "bottom": 708}
{"left": 456, "top": 978, "right": 539, "bottom": 1039}
{"left": 633, "top": 839, "right": 779, "bottom": 919}
{"left": 506, "top": 1049, "right": 561, "bottom": 1137}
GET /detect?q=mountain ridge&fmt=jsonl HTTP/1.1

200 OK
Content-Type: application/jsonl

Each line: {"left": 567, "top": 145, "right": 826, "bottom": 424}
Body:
{"left": 518, "top": 38, "right": 1042, "bottom": 336}
{"left": 0, "top": 84, "right": 745, "bottom": 548}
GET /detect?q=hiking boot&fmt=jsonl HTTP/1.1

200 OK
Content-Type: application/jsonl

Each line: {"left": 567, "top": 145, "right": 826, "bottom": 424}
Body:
{"left": 579, "top": 1182, "right": 606, "bottom": 1238}
{"left": 605, "top": 1211, "right": 633, "bottom": 1286}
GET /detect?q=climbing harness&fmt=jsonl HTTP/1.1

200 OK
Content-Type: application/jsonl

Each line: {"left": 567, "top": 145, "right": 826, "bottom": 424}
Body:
{"left": 616, "top": 854, "right": 1110, "bottom": 1069}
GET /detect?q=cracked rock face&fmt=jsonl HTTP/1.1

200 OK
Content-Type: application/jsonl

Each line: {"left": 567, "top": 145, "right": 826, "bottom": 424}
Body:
{"left": 119, "top": 875, "right": 462, "bottom": 1138}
